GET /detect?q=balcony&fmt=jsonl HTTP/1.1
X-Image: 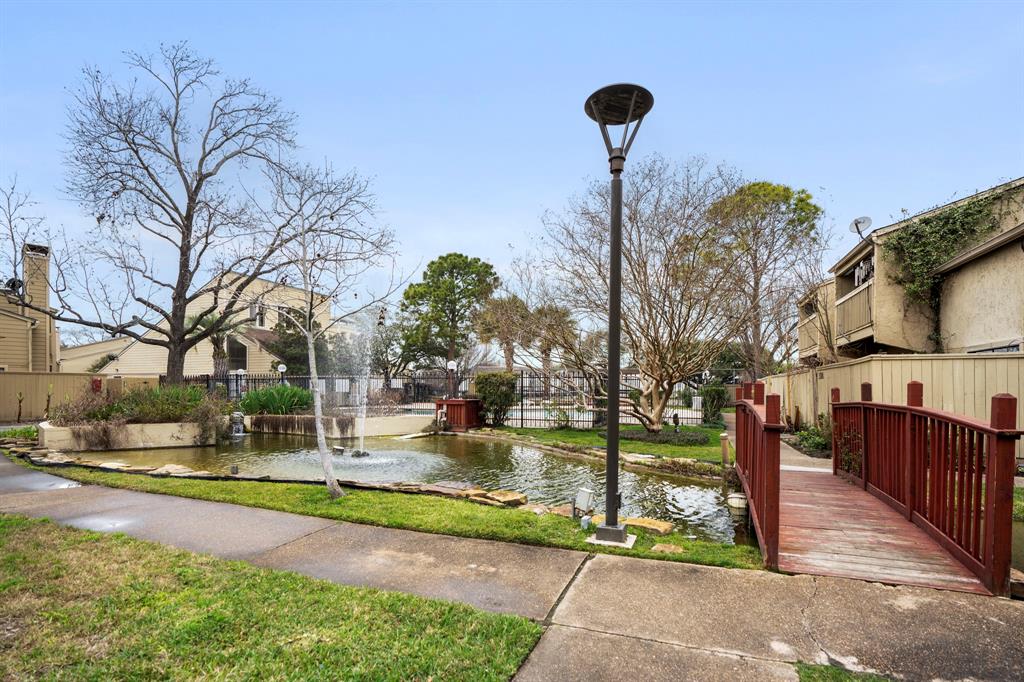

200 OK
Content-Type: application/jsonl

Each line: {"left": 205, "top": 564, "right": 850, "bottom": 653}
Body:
{"left": 835, "top": 281, "right": 873, "bottom": 343}
{"left": 797, "top": 316, "right": 820, "bottom": 358}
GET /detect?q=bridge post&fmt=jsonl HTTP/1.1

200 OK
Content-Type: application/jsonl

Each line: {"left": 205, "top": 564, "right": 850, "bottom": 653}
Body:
{"left": 860, "top": 383, "right": 872, "bottom": 489}
{"left": 830, "top": 388, "right": 840, "bottom": 475}
{"left": 764, "top": 393, "right": 781, "bottom": 568}
{"left": 904, "top": 381, "right": 923, "bottom": 520}
{"left": 742, "top": 382, "right": 753, "bottom": 400}
{"left": 753, "top": 381, "right": 765, "bottom": 405}
{"left": 985, "top": 393, "right": 1017, "bottom": 596}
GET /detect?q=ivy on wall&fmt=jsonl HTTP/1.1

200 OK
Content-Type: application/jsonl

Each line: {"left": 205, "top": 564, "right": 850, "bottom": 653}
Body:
{"left": 881, "top": 196, "right": 999, "bottom": 350}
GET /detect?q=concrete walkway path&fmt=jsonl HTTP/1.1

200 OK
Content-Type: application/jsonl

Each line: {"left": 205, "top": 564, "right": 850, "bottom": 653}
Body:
{"left": 3, "top": 456, "right": 1023, "bottom": 681}
{"left": 724, "top": 413, "right": 831, "bottom": 472}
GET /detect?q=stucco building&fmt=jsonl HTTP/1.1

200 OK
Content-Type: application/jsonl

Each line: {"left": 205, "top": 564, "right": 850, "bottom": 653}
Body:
{"left": 90, "top": 276, "right": 338, "bottom": 376}
{"left": 798, "top": 177, "right": 1024, "bottom": 365}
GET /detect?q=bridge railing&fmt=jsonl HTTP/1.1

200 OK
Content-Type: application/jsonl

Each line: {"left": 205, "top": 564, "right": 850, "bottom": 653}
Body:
{"left": 734, "top": 381, "right": 784, "bottom": 569}
{"left": 830, "top": 380, "right": 1021, "bottom": 596}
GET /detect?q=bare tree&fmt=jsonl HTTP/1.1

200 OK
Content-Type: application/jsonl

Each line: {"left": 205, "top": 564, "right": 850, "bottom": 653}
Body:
{"left": 6, "top": 43, "right": 312, "bottom": 382}
{"left": 257, "top": 162, "right": 396, "bottom": 498}
{"left": 540, "top": 156, "right": 750, "bottom": 432}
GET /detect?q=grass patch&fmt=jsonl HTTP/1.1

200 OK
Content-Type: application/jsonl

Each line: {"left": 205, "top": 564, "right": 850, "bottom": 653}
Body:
{"left": 796, "top": 663, "right": 890, "bottom": 681}
{"left": 11, "top": 458, "right": 761, "bottom": 570}
{"left": 0, "top": 514, "right": 541, "bottom": 680}
{"left": 496, "top": 425, "right": 725, "bottom": 463}
{"left": 0, "top": 425, "right": 37, "bottom": 439}
{"left": 1014, "top": 487, "right": 1023, "bottom": 522}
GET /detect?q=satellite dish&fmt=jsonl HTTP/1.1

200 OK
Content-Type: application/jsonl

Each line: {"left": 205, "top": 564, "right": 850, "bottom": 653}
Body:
{"left": 849, "top": 216, "right": 872, "bottom": 240}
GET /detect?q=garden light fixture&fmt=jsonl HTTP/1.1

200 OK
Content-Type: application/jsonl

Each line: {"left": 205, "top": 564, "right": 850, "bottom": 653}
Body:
{"left": 585, "top": 83, "right": 653, "bottom": 544}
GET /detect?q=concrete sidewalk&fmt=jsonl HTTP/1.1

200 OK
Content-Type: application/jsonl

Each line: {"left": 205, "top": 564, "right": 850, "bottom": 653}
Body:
{"left": 3, "top": 456, "right": 1023, "bottom": 681}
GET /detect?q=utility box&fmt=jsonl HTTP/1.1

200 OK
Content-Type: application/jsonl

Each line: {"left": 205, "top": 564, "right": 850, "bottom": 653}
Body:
{"left": 435, "top": 398, "right": 483, "bottom": 432}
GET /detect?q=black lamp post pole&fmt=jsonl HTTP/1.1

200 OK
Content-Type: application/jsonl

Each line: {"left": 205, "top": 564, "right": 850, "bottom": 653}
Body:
{"left": 597, "top": 145, "right": 626, "bottom": 542}
{"left": 585, "top": 83, "right": 652, "bottom": 545}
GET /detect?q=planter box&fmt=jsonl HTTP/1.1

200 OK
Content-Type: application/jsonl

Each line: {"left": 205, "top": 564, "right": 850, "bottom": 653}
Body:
{"left": 38, "top": 421, "right": 214, "bottom": 451}
{"left": 435, "top": 399, "right": 483, "bottom": 432}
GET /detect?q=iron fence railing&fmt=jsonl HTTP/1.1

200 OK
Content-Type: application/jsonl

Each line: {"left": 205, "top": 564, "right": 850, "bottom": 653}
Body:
{"left": 165, "top": 368, "right": 736, "bottom": 428}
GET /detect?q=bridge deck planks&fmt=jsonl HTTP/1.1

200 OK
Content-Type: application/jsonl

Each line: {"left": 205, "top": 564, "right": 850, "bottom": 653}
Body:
{"left": 776, "top": 470, "right": 988, "bottom": 594}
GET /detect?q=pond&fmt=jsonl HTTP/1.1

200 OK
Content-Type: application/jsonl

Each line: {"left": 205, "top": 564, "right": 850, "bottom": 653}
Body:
{"left": 102, "top": 433, "right": 754, "bottom": 546}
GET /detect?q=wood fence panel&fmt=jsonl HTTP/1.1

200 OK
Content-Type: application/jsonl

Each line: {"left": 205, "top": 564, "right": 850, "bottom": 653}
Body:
{"left": 763, "top": 353, "right": 1024, "bottom": 460}
{"left": 0, "top": 373, "right": 151, "bottom": 422}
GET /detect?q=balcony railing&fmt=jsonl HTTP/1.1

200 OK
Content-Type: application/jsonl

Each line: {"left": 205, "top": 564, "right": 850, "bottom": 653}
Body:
{"left": 797, "top": 316, "right": 820, "bottom": 355}
{"left": 836, "top": 282, "right": 873, "bottom": 338}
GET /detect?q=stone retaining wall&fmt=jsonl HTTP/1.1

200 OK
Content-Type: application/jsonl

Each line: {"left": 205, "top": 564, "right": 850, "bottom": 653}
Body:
{"left": 38, "top": 421, "right": 214, "bottom": 451}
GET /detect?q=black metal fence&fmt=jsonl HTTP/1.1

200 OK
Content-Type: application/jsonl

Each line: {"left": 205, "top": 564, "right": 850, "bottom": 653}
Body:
{"left": 167, "top": 368, "right": 736, "bottom": 428}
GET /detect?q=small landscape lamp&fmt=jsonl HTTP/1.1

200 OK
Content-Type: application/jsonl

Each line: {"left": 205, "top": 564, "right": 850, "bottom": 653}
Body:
{"left": 573, "top": 487, "right": 596, "bottom": 519}
{"left": 277, "top": 363, "right": 287, "bottom": 385}
{"left": 585, "top": 83, "right": 653, "bottom": 544}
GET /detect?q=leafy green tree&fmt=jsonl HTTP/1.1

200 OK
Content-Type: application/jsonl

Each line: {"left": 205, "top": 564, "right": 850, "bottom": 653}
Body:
{"left": 711, "top": 181, "right": 822, "bottom": 379}
{"left": 400, "top": 253, "right": 499, "bottom": 368}
{"left": 475, "top": 295, "right": 533, "bottom": 371}
{"left": 264, "top": 313, "right": 329, "bottom": 375}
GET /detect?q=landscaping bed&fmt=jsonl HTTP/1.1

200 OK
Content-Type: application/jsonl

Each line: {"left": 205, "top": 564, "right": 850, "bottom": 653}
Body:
{"left": 0, "top": 514, "right": 540, "bottom": 680}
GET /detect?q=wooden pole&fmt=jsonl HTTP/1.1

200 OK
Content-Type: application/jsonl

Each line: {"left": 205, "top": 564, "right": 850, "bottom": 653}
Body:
{"left": 985, "top": 393, "right": 1017, "bottom": 596}
{"left": 830, "top": 387, "right": 840, "bottom": 476}
{"left": 905, "top": 381, "right": 923, "bottom": 520}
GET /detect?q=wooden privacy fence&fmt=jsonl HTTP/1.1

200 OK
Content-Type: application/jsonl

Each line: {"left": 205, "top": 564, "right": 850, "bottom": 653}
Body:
{"left": 734, "top": 381, "right": 783, "bottom": 569}
{"left": 831, "top": 381, "right": 1021, "bottom": 596}
{"left": 759, "top": 352, "right": 1024, "bottom": 460}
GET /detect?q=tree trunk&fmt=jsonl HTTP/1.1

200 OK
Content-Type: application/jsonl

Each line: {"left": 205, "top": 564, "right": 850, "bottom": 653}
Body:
{"left": 212, "top": 338, "right": 228, "bottom": 377}
{"left": 541, "top": 350, "right": 552, "bottom": 399}
{"left": 502, "top": 342, "right": 514, "bottom": 372}
{"left": 165, "top": 344, "right": 187, "bottom": 384}
{"left": 308, "top": 332, "right": 344, "bottom": 498}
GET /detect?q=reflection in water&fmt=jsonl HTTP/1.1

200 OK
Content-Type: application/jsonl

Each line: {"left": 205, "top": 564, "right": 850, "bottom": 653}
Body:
{"left": 102, "top": 434, "right": 753, "bottom": 545}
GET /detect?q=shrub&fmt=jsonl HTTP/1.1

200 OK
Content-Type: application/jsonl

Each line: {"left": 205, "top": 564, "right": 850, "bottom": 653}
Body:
{"left": 239, "top": 385, "right": 313, "bottom": 415}
{"left": 795, "top": 428, "right": 830, "bottom": 452}
{"left": 0, "top": 425, "right": 38, "bottom": 439}
{"left": 698, "top": 381, "right": 730, "bottom": 425}
{"left": 51, "top": 386, "right": 209, "bottom": 426}
{"left": 474, "top": 372, "right": 518, "bottom": 427}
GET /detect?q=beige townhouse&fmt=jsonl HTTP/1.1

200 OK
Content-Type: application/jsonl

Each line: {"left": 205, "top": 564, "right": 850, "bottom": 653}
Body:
{"left": 798, "top": 177, "right": 1024, "bottom": 365}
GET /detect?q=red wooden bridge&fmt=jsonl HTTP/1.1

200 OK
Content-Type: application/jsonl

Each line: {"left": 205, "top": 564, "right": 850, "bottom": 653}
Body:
{"left": 734, "top": 380, "right": 1021, "bottom": 597}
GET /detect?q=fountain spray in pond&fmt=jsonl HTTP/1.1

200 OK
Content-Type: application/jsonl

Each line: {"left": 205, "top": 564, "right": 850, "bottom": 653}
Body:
{"left": 349, "top": 312, "right": 377, "bottom": 456}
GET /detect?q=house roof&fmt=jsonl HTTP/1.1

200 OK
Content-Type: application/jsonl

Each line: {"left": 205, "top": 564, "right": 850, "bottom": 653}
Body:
{"left": 830, "top": 176, "right": 1024, "bottom": 276}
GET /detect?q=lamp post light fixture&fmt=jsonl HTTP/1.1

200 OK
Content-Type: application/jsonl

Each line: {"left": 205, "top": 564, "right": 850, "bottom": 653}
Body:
{"left": 277, "top": 364, "right": 287, "bottom": 385}
{"left": 446, "top": 359, "right": 458, "bottom": 397}
{"left": 585, "top": 83, "right": 653, "bottom": 545}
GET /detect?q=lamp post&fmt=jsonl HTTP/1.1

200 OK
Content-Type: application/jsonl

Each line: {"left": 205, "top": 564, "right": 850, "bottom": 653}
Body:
{"left": 277, "top": 364, "right": 287, "bottom": 385}
{"left": 585, "top": 83, "right": 653, "bottom": 544}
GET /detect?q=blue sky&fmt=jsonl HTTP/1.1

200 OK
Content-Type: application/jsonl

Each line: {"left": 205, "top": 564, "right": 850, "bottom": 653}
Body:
{"left": 1, "top": 0, "right": 1022, "bottom": 286}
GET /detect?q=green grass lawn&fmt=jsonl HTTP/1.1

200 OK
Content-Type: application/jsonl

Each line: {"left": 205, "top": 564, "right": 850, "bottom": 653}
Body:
{"left": 0, "top": 514, "right": 540, "bottom": 680}
{"left": 495, "top": 424, "right": 727, "bottom": 463}
{"left": 13, "top": 459, "right": 761, "bottom": 570}
{"left": 1014, "top": 487, "right": 1023, "bottom": 522}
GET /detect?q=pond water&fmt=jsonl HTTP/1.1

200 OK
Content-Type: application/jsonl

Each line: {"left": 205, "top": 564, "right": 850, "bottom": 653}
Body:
{"left": 102, "top": 433, "right": 754, "bottom": 546}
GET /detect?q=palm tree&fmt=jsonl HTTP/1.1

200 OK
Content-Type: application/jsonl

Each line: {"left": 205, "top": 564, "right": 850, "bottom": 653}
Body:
{"left": 186, "top": 312, "right": 245, "bottom": 377}
{"left": 475, "top": 295, "right": 534, "bottom": 372}
{"left": 532, "top": 304, "right": 575, "bottom": 396}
